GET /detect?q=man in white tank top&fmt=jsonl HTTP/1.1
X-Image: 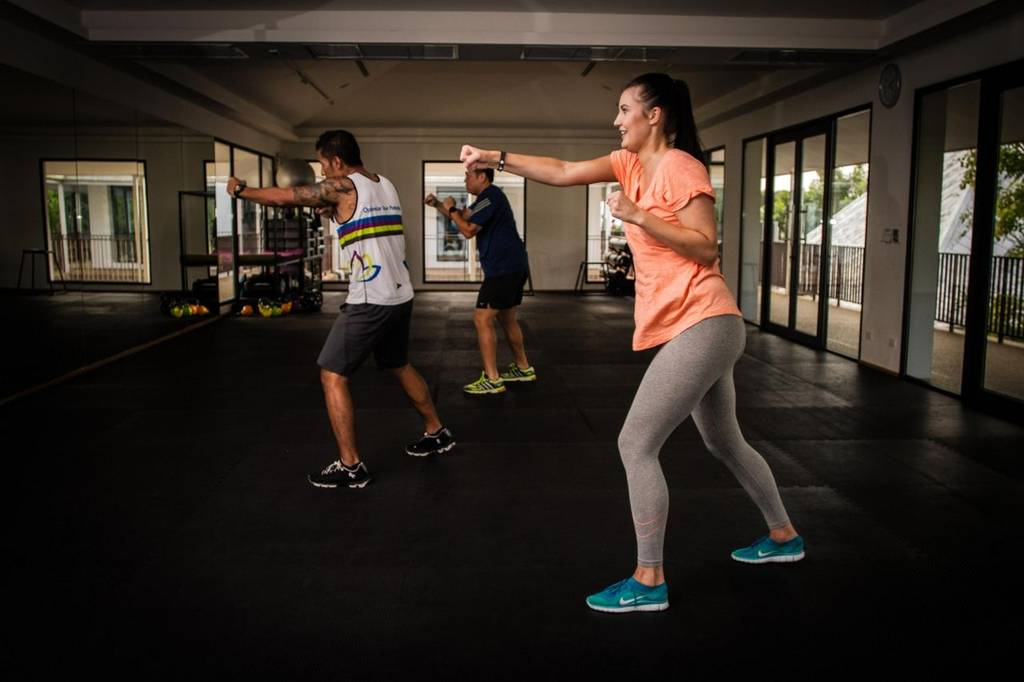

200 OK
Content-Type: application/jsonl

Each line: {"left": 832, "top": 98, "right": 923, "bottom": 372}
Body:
{"left": 227, "top": 130, "right": 455, "bottom": 489}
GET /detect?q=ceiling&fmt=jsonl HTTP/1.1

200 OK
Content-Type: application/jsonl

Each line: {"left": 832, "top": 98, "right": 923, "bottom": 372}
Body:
{"left": 61, "top": 1, "right": 922, "bottom": 20}
{"left": 0, "top": 0, "right": 1007, "bottom": 144}
{"left": 156, "top": 59, "right": 780, "bottom": 130}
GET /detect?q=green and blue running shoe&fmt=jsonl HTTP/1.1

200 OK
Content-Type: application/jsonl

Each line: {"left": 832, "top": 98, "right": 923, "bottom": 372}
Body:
{"left": 463, "top": 371, "right": 506, "bottom": 395}
{"left": 585, "top": 577, "right": 669, "bottom": 613}
{"left": 499, "top": 362, "right": 537, "bottom": 383}
{"left": 731, "top": 534, "right": 805, "bottom": 564}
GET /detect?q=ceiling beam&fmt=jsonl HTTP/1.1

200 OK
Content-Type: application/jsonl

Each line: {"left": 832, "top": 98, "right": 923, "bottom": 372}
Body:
{"left": 76, "top": 11, "right": 884, "bottom": 50}
{"left": 59, "top": 3, "right": 997, "bottom": 50}
{"left": 0, "top": 12, "right": 281, "bottom": 153}
{"left": 137, "top": 61, "right": 299, "bottom": 141}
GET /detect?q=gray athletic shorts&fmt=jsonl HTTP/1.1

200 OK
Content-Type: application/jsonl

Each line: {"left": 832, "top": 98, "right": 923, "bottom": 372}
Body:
{"left": 317, "top": 299, "right": 414, "bottom": 376}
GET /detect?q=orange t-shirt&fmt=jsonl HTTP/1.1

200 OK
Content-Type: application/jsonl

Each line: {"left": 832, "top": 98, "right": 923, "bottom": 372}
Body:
{"left": 609, "top": 148, "right": 741, "bottom": 350}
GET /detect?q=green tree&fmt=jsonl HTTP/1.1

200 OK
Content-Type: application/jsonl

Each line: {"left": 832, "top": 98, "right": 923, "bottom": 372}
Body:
{"left": 46, "top": 188, "right": 61, "bottom": 236}
{"left": 795, "top": 166, "right": 867, "bottom": 227}
{"left": 834, "top": 165, "right": 868, "bottom": 212}
{"left": 772, "top": 190, "right": 791, "bottom": 239}
{"left": 803, "top": 179, "right": 823, "bottom": 211}
{"left": 960, "top": 142, "right": 1024, "bottom": 256}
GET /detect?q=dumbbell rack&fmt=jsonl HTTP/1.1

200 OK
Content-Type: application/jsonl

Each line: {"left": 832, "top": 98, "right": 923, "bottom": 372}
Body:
{"left": 237, "top": 208, "right": 324, "bottom": 311}
{"left": 300, "top": 211, "right": 325, "bottom": 310}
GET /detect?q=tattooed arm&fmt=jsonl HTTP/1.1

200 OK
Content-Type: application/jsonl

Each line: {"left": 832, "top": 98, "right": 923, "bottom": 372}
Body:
{"left": 226, "top": 176, "right": 355, "bottom": 218}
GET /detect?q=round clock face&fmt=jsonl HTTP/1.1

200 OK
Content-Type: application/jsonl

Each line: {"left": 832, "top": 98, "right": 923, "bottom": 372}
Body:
{"left": 879, "top": 63, "right": 901, "bottom": 108}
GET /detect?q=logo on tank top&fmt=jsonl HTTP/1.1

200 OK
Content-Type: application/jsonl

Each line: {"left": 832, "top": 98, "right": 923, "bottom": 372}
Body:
{"left": 349, "top": 251, "right": 382, "bottom": 282}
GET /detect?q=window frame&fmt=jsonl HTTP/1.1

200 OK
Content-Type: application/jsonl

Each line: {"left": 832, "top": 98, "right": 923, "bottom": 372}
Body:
{"left": 38, "top": 157, "right": 153, "bottom": 285}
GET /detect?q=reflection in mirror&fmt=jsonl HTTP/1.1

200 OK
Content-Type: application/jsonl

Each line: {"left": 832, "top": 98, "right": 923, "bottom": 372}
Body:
{"left": 233, "top": 147, "right": 262, "bottom": 292}
{"left": 585, "top": 182, "right": 624, "bottom": 286}
{"left": 212, "top": 142, "right": 235, "bottom": 304}
{"left": 422, "top": 161, "right": 526, "bottom": 283}
{"left": 1, "top": 63, "right": 215, "bottom": 401}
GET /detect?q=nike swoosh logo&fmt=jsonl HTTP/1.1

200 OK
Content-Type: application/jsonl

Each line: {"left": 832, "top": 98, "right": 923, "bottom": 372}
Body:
{"left": 619, "top": 597, "right": 638, "bottom": 606}
{"left": 757, "top": 550, "right": 777, "bottom": 557}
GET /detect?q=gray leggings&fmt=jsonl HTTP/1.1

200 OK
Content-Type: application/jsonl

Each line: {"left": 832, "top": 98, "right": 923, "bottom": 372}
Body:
{"left": 619, "top": 314, "right": 791, "bottom": 567}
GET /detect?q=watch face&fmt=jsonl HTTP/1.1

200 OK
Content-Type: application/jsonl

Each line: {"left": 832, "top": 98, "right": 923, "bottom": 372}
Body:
{"left": 879, "top": 63, "right": 901, "bottom": 108}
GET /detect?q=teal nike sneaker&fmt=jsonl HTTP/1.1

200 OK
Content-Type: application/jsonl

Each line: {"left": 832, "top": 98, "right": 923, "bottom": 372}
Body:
{"left": 585, "top": 577, "right": 669, "bottom": 613}
{"left": 731, "top": 534, "right": 805, "bottom": 564}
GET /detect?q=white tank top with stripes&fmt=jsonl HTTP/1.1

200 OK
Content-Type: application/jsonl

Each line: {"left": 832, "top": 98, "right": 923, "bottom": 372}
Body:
{"left": 331, "top": 172, "right": 414, "bottom": 306}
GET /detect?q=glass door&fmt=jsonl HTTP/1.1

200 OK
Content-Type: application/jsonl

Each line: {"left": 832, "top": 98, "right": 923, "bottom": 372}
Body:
{"left": 795, "top": 134, "right": 827, "bottom": 338}
{"left": 974, "top": 76, "right": 1024, "bottom": 405}
{"left": 981, "top": 84, "right": 1024, "bottom": 403}
{"left": 763, "top": 123, "right": 832, "bottom": 345}
{"left": 906, "top": 59, "right": 1023, "bottom": 418}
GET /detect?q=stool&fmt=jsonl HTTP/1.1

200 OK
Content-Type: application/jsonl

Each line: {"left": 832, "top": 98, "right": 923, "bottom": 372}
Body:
{"left": 18, "top": 249, "right": 67, "bottom": 293}
{"left": 574, "top": 260, "right": 608, "bottom": 293}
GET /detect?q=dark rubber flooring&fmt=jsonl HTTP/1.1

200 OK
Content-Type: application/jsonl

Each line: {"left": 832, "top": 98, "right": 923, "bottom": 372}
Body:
{"left": 3, "top": 291, "right": 208, "bottom": 399}
{"left": 4, "top": 292, "right": 1022, "bottom": 678}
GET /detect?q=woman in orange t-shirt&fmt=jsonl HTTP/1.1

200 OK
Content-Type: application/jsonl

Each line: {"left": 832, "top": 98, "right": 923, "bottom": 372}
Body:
{"left": 461, "top": 73, "right": 804, "bottom": 613}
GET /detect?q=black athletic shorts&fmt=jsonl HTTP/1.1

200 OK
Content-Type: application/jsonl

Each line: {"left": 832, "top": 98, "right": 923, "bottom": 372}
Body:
{"left": 317, "top": 299, "right": 414, "bottom": 376}
{"left": 476, "top": 269, "right": 528, "bottom": 309}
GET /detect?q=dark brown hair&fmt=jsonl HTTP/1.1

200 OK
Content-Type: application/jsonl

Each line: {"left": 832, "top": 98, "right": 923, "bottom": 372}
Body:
{"left": 625, "top": 73, "right": 704, "bottom": 163}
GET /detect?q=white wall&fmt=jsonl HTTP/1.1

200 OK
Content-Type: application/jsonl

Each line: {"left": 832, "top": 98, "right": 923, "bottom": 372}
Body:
{"left": 86, "top": 184, "right": 111, "bottom": 237}
{"left": 0, "top": 127, "right": 213, "bottom": 290}
{"left": 701, "top": 11, "right": 1024, "bottom": 373}
{"left": 282, "top": 131, "right": 616, "bottom": 291}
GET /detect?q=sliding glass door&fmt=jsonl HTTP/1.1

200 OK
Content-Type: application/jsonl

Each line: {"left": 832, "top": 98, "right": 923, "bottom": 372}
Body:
{"left": 753, "top": 110, "right": 871, "bottom": 356}
{"left": 763, "top": 122, "right": 830, "bottom": 345}
{"left": 905, "top": 60, "right": 1023, "bottom": 415}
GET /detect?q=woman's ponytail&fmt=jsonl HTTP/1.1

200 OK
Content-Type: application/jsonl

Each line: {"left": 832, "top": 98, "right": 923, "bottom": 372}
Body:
{"left": 625, "top": 73, "right": 705, "bottom": 164}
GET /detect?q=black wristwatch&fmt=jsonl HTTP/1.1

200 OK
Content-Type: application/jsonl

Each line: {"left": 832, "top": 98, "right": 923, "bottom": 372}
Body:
{"left": 232, "top": 182, "right": 246, "bottom": 198}
{"left": 447, "top": 205, "right": 459, "bottom": 215}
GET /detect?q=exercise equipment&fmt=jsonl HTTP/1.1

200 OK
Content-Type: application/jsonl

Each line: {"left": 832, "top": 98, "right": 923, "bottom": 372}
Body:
{"left": 161, "top": 292, "right": 211, "bottom": 319}
{"left": 234, "top": 158, "right": 324, "bottom": 314}
{"left": 574, "top": 237, "right": 635, "bottom": 295}
{"left": 276, "top": 158, "right": 316, "bottom": 188}
{"left": 174, "top": 161, "right": 324, "bottom": 319}
{"left": 175, "top": 190, "right": 221, "bottom": 314}
{"left": 603, "top": 236, "right": 635, "bottom": 296}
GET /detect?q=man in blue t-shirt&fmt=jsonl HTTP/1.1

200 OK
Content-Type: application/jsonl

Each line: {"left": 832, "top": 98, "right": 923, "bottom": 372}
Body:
{"left": 425, "top": 168, "right": 536, "bottom": 394}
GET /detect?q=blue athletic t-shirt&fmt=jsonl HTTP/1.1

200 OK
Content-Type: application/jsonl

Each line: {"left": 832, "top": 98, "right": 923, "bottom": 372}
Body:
{"left": 468, "top": 185, "right": 527, "bottom": 278}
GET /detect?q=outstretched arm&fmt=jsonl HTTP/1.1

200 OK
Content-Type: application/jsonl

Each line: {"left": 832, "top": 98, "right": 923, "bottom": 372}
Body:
{"left": 460, "top": 145, "right": 616, "bottom": 187}
{"left": 227, "top": 176, "right": 354, "bottom": 208}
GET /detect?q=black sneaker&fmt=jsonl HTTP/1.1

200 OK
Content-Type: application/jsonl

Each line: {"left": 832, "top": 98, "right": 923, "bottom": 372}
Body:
{"left": 405, "top": 426, "right": 456, "bottom": 457}
{"left": 307, "top": 460, "right": 371, "bottom": 489}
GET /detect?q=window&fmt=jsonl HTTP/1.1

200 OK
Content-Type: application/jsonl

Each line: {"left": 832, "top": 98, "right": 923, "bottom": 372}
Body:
{"left": 233, "top": 148, "right": 264, "bottom": 277}
{"left": 585, "top": 182, "right": 622, "bottom": 283}
{"left": 740, "top": 138, "right": 766, "bottom": 323}
{"left": 43, "top": 160, "right": 149, "bottom": 283}
{"left": 422, "top": 161, "right": 525, "bottom": 283}
{"left": 705, "top": 147, "right": 726, "bottom": 245}
{"left": 109, "top": 185, "right": 136, "bottom": 262}
{"left": 307, "top": 160, "right": 347, "bottom": 283}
